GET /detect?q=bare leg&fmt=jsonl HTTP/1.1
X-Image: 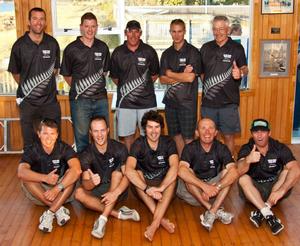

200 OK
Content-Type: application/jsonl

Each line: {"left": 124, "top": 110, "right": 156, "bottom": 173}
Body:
{"left": 210, "top": 185, "right": 231, "bottom": 214}
{"left": 124, "top": 134, "right": 135, "bottom": 152}
{"left": 173, "top": 134, "right": 185, "bottom": 157}
{"left": 185, "top": 183, "right": 211, "bottom": 210}
{"left": 223, "top": 134, "right": 235, "bottom": 156}
{"left": 49, "top": 184, "right": 74, "bottom": 212}
{"left": 23, "top": 181, "right": 52, "bottom": 206}
{"left": 239, "top": 175, "right": 265, "bottom": 210}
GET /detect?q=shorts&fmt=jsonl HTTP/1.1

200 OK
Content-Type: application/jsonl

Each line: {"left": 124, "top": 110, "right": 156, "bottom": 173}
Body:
{"left": 21, "top": 177, "right": 74, "bottom": 206}
{"left": 91, "top": 183, "right": 128, "bottom": 202}
{"left": 165, "top": 105, "right": 197, "bottom": 139}
{"left": 116, "top": 107, "right": 156, "bottom": 137}
{"left": 238, "top": 178, "right": 292, "bottom": 202}
{"left": 201, "top": 104, "right": 241, "bottom": 134}
{"left": 176, "top": 173, "right": 222, "bottom": 206}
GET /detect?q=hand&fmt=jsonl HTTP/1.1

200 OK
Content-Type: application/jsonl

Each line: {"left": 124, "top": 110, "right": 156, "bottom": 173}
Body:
{"left": 202, "top": 183, "right": 219, "bottom": 198}
{"left": 232, "top": 60, "right": 241, "bottom": 79}
{"left": 268, "top": 189, "right": 285, "bottom": 206}
{"left": 165, "top": 69, "right": 172, "bottom": 77}
{"left": 201, "top": 192, "right": 210, "bottom": 202}
{"left": 145, "top": 186, "right": 163, "bottom": 201}
{"left": 184, "top": 64, "right": 193, "bottom": 73}
{"left": 43, "top": 186, "right": 60, "bottom": 202}
{"left": 45, "top": 169, "right": 59, "bottom": 185}
{"left": 87, "top": 169, "right": 101, "bottom": 186}
{"left": 101, "top": 190, "right": 118, "bottom": 206}
{"left": 245, "top": 145, "right": 261, "bottom": 164}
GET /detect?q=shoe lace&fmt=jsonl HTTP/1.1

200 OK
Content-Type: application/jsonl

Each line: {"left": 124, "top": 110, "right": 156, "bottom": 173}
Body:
{"left": 205, "top": 212, "right": 215, "bottom": 224}
{"left": 267, "top": 216, "right": 278, "bottom": 227}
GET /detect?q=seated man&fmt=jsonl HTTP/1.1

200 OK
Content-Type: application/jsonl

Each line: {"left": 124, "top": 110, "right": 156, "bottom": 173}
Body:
{"left": 18, "top": 119, "right": 81, "bottom": 233}
{"left": 75, "top": 116, "right": 140, "bottom": 239}
{"left": 177, "top": 118, "right": 239, "bottom": 232}
{"left": 238, "top": 119, "right": 300, "bottom": 235}
{"left": 125, "top": 110, "right": 179, "bottom": 241}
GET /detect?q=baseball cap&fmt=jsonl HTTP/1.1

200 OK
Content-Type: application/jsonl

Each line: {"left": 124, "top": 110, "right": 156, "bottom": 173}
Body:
{"left": 250, "top": 119, "right": 270, "bottom": 132}
{"left": 125, "top": 20, "right": 141, "bottom": 31}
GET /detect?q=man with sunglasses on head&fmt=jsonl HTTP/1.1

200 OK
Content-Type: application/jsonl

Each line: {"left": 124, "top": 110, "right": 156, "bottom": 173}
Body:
{"left": 199, "top": 15, "right": 248, "bottom": 156}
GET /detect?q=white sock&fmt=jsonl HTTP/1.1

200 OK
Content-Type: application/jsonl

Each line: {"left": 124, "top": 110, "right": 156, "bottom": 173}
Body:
{"left": 99, "top": 215, "right": 108, "bottom": 222}
{"left": 260, "top": 206, "right": 273, "bottom": 218}
{"left": 48, "top": 210, "right": 55, "bottom": 215}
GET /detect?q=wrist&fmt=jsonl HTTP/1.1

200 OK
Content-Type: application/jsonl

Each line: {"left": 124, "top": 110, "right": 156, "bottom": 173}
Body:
{"left": 144, "top": 185, "right": 150, "bottom": 193}
{"left": 216, "top": 183, "right": 223, "bottom": 191}
{"left": 57, "top": 183, "right": 65, "bottom": 192}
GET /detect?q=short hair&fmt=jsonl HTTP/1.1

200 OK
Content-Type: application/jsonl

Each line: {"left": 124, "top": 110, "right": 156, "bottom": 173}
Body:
{"left": 197, "top": 117, "right": 217, "bottom": 130}
{"left": 28, "top": 7, "right": 46, "bottom": 20}
{"left": 38, "top": 118, "right": 58, "bottom": 132}
{"left": 89, "top": 115, "right": 108, "bottom": 130}
{"left": 212, "top": 15, "right": 230, "bottom": 26}
{"left": 81, "top": 12, "right": 97, "bottom": 25}
{"left": 141, "top": 110, "right": 164, "bottom": 131}
{"left": 170, "top": 19, "right": 186, "bottom": 30}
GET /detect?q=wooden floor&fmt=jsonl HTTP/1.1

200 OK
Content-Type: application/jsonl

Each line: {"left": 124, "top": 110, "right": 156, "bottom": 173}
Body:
{"left": 1, "top": 145, "right": 300, "bottom": 246}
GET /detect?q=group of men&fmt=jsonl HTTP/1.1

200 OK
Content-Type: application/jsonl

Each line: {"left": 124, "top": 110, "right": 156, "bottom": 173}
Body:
{"left": 9, "top": 7, "right": 300, "bottom": 241}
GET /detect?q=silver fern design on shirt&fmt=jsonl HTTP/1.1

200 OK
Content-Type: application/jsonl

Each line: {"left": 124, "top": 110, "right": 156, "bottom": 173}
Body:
{"left": 118, "top": 69, "right": 148, "bottom": 107}
{"left": 144, "top": 167, "right": 168, "bottom": 180}
{"left": 164, "top": 82, "right": 185, "bottom": 100}
{"left": 203, "top": 67, "right": 232, "bottom": 100}
{"left": 75, "top": 68, "right": 104, "bottom": 99}
{"left": 17, "top": 62, "right": 55, "bottom": 105}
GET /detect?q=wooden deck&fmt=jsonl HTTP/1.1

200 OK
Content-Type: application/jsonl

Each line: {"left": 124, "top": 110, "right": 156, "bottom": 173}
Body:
{"left": 0, "top": 145, "right": 300, "bottom": 245}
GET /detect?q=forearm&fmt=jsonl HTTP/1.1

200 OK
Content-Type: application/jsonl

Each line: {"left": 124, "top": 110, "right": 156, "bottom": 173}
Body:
{"left": 18, "top": 168, "right": 46, "bottom": 183}
{"left": 218, "top": 167, "right": 239, "bottom": 188}
{"left": 159, "top": 165, "right": 178, "bottom": 191}
{"left": 60, "top": 168, "right": 80, "bottom": 188}
{"left": 178, "top": 166, "right": 206, "bottom": 190}
{"left": 240, "top": 65, "right": 248, "bottom": 76}
{"left": 237, "top": 158, "right": 251, "bottom": 176}
{"left": 159, "top": 75, "right": 176, "bottom": 85}
{"left": 126, "top": 169, "right": 147, "bottom": 191}
{"left": 12, "top": 74, "right": 20, "bottom": 84}
{"left": 166, "top": 70, "right": 195, "bottom": 83}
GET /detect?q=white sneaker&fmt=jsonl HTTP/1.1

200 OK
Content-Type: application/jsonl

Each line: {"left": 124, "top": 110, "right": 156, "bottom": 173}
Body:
{"left": 91, "top": 215, "right": 107, "bottom": 239}
{"left": 118, "top": 206, "right": 140, "bottom": 221}
{"left": 216, "top": 207, "right": 234, "bottom": 224}
{"left": 39, "top": 210, "right": 55, "bottom": 232}
{"left": 200, "top": 210, "right": 216, "bottom": 232}
{"left": 55, "top": 206, "right": 70, "bottom": 226}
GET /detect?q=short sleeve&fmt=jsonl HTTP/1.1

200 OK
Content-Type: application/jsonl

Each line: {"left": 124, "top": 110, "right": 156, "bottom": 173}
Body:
{"left": 235, "top": 45, "right": 247, "bottom": 68}
{"left": 181, "top": 144, "right": 192, "bottom": 167}
{"left": 103, "top": 44, "right": 110, "bottom": 72}
{"left": 237, "top": 143, "right": 252, "bottom": 160}
{"left": 189, "top": 47, "right": 201, "bottom": 75}
{"left": 279, "top": 144, "right": 296, "bottom": 166}
{"left": 218, "top": 144, "right": 234, "bottom": 168}
{"left": 60, "top": 46, "right": 72, "bottom": 76}
{"left": 63, "top": 144, "right": 77, "bottom": 163}
{"left": 54, "top": 40, "right": 60, "bottom": 69}
{"left": 8, "top": 42, "right": 21, "bottom": 74}
{"left": 148, "top": 47, "right": 159, "bottom": 76}
{"left": 198, "top": 46, "right": 205, "bottom": 75}
{"left": 109, "top": 49, "right": 120, "bottom": 79}
{"left": 79, "top": 150, "right": 92, "bottom": 171}
{"left": 129, "top": 138, "right": 143, "bottom": 159}
{"left": 118, "top": 143, "right": 128, "bottom": 165}
{"left": 19, "top": 147, "right": 35, "bottom": 166}
{"left": 167, "top": 138, "right": 178, "bottom": 157}
{"left": 159, "top": 51, "right": 168, "bottom": 76}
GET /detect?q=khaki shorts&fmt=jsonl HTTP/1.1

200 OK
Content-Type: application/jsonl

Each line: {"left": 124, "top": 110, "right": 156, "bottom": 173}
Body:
{"left": 21, "top": 177, "right": 74, "bottom": 206}
{"left": 176, "top": 173, "right": 222, "bottom": 207}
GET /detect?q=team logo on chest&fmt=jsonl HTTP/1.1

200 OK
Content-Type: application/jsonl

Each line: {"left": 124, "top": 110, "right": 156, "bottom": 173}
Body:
{"left": 222, "top": 54, "right": 232, "bottom": 63}
{"left": 52, "top": 159, "right": 60, "bottom": 169}
{"left": 157, "top": 155, "right": 166, "bottom": 165}
{"left": 108, "top": 157, "right": 115, "bottom": 167}
{"left": 137, "top": 57, "right": 146, "bottom": 66}
{"left": 42, "top": 49, "right": 51, "bottom": 59}
{"left": 179, "top": 58, "right": 187, "bottom": 67}
{"left": 267, "top": 158, "right": 277, "bottom": 168}
{"left": 209, "top": 159, "right": 215, "bottom": 169}
{"left": 94, "top": 52, "right": 102, "bottom": 61}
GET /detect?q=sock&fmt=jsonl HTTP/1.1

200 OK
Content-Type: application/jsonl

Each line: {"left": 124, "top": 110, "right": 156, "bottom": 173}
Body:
{"left": 99, "top": 215, "right": 108, "bottom": 222}
{"left": 48, "top": 210, "right": 55, "bottom": 215}
{"left": 265, "top": 202, "right": 271, "bottom": 208}
{"left": 260, "top": 206, "right": 273, "bottom": 218}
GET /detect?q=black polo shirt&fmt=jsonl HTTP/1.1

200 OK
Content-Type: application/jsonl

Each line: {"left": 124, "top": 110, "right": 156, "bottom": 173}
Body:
{"left": 160, "top": 40, "right": 201, "bottom": 109}
{"left": 20, "top": 140, "right": 76, "bottom": 179}
{"left": 181, "top": 139, "right": 234, "bottom": 180}
{"left": 60, "top": 37, "right": 110, "bottom": 100}
{"left": 8, "top": 32, "right": 60, "bottom": 106}
{"left": 238, "top": 138, "right": 296, "bottom": 182}
{"left": 79, "top": 139, "right": 128, "bottom": 184}
{"left": 199, "top": 37, "right": 247, "bottom": 108}
{"left": 110, "top": 41, "right": 159, "bottom": 109}
{"left": 129, "top": 136, "right": 177, "bottom": 180}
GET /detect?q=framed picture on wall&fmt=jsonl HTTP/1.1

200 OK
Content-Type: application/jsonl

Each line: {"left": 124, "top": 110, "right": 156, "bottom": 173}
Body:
{"left": 260, "top": 40, "right": 291, "bottom": 77}
{"left": 261, "top": 0, "right": 294, "bottom": 14}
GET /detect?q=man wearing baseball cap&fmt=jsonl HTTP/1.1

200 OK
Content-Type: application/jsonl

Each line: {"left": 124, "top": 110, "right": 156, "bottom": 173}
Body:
{"left": 237, "top": 119, "right": 300, "bottom": 235}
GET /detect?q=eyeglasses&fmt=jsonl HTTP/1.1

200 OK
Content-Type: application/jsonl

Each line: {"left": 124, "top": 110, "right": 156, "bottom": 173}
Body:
{"left": 212, "top": 27, "right": 227, "bottom": 34}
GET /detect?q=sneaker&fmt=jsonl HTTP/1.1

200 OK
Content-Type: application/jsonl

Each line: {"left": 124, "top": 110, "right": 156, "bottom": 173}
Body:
{"left": 250, "top": 210, "right": 264, "bottom": 228}
{"left": 55, "top": 206, "right": 70, "bottom": 226}
{"left": 91, "top": 215, "right": 107, "bottom": 239}
{"left": 266, "top": 215, "right": 284, "bottom": 235}
{"left": 39, "top": 210, "right": 55, "bottom": 232}
{"left": 200, "top": 210, "right": 216, "bottom": 232}
{"left": 216, "top": 207, "right": 234, "bottom": 224}
{"left": 119, "top": 206, "right": 140, "bottom": 221}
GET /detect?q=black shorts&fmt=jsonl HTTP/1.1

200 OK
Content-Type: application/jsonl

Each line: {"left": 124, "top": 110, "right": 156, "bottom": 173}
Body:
{"left": 238, "top": 179, "right": 291, "bottom": 202}
{"left": 165, "top": 105, "right": 197, "bottom": 139}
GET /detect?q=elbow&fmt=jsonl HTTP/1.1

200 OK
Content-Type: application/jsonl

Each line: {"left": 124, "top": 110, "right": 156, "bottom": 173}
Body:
{"left": 124, "top": 169, "right": 133, "bottom": 181}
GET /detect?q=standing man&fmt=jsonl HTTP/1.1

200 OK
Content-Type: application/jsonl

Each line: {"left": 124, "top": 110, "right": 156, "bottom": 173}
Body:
{"left": 8, "top": 7, "right": 61, "bottom": 149}
{"left": 199, "top": 15, "right": 248, "bottom": 155}
{"left": 17, "top": 119, "right": 81, "bottom": 233}
{"left": 75, "top": 116, "right": 140, "bottom": 239}
{"left": 177, "top": 118, "right": 238, "bottom": 231}
{"left": 238, "top": 119, "right": 300, "bottom": 235}
{"left": 110, "top": 20, "right": 159, "bottom": 151}
{"left": 125, "top": 110, "right": 178, "bottom": 241}
{"left": 61, "top": 12, "right": 110, "bottom": 153}
{"left": 160, "top": 19, "right": 200, "bottom": 157}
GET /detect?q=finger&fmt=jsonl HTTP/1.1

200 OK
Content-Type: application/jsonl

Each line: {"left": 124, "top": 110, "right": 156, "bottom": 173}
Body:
{"left": 50, "top": 169, "right": 57, "bottom": 174}
{"left": 233, "top": 60, "right": 238, "bottom": 68}
{"left": 87, "top": 169, "right": 94, "bottom": 176}
{"left": 252, "top": 144, "right": 256, "bottom": 152}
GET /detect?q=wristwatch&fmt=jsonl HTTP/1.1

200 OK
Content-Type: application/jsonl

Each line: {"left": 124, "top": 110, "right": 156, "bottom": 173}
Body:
{"left": 216, "top": 183, "right": 223, "bottom": 191}
{"left": 57, "top": 183, "right": 65, "bottom": 192}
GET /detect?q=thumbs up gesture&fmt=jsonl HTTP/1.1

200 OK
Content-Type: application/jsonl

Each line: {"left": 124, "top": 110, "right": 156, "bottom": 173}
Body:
{"left": 87, "top": 169, "right": 101, "bottom": 186}
{"left": 45, "top": 169, "right": 59, "bottom": 185}
{"left": 245, "top": 145, "right": 261, "bottom": 164}
{"left": 232, "top": 60, "right": 241, "bottom": 79}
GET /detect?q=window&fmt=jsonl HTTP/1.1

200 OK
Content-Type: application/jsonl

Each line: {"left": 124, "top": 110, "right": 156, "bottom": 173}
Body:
{"left": 0, "top": 0, "right": 17, "bottom": 95}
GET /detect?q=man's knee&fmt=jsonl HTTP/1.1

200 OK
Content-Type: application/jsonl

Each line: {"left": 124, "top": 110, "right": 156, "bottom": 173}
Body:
{"left": 238, "top": 174, "right": 253, "bottom": 187}
{"left": 111, "top": 171, "right": 123, "bottom": 182}
{"left": 74, "top": 187, "right": 87, "bottom": 202}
